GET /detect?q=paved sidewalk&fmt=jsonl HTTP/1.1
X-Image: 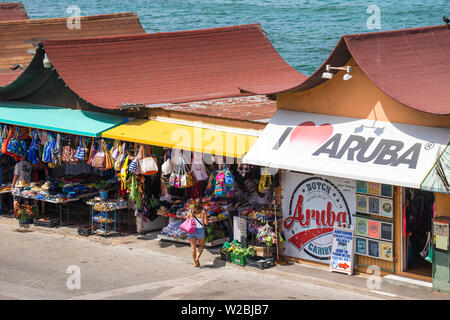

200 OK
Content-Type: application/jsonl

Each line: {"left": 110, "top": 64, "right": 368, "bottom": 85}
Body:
{"left": 1, "top": 214, "right": 448, "bottom": 300}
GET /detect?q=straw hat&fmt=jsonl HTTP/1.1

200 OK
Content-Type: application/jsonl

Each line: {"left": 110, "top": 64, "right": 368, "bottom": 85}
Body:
{"left": 31, "top": 186, "right": 42, "bottom": 193}
{"left": 29, "top": 182, "right": 37, "bottom": 188}
{"left": 16, "top": 180, "right": 29, "bottom": 188}
{"left": 157, "top": 206, "right": 169, "bottom": 215}
{"left": 41, "top": 181, "right": 52, "bottom": 191}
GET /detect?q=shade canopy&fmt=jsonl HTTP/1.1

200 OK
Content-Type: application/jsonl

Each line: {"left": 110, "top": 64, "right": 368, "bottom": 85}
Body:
{"left": 243, "top": 110, "right": 450, "bottom": 191}
{"left": 102, "top": 119, "right": 259, "bottom": 159}
{"left": 0, "top": 101, "right": 127, "bottom": 137}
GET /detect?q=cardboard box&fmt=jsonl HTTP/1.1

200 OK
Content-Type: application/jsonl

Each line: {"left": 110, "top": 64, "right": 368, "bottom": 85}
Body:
{"left": 254, "top": 245, "right": 275, "bottom": 257}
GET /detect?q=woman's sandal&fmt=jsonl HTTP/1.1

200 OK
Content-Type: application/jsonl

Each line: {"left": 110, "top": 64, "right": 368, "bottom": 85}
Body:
{"left": 194, "top": 259, "right": 200, "bottom": 267}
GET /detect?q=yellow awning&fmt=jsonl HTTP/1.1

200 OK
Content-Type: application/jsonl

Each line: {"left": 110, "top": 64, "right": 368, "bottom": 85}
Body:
{"left": 101, "top": 119, "right": 259, "bottom": 159}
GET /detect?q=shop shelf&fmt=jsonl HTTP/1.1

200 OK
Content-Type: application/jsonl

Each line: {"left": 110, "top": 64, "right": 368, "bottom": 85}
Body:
{"left": 245, "top": 256, "right": 274, "bottom": 270}
{"left": 230, "top": 253, "right": 246, "bottom": 267}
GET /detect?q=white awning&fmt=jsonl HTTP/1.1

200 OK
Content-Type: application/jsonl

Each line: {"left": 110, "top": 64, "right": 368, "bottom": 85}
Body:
{"left": 243, "top": 110, "right": 450, "bottom": 190}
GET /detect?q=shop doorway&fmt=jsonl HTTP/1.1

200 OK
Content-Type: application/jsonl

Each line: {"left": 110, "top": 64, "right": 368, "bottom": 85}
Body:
{"left": 403, "top": 188, "right": 434, "bottom": 279}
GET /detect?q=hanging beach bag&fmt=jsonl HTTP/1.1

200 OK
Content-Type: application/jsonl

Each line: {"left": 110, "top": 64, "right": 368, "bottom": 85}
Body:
{"left": 87, "top": 138, "right": 97, "bottom": 165}
{"left": 128, "top": 146, "right": 141, "bottom": 174}
{"left": 120, "top": 155, "right": 129, "bottom": 190}
{"left": 7, "top": 128, "right": 27, "bottom": 159}
{"left": 168, "top": 171, "right": 176, "bottom": 187}
{"left": 101, "top": 139, "right": 114, "bottom": 170}
{"left": 91, "top": 140, "right": 107, "bottom": 169}
{"left": 52, "top": 133, "right": 63, "bottom": 167}
{"left": 74, "top": 137, "right": 87, "bottom": 161}
{"left": 114, "top": 143, "right": 126, "bottom": 171}
{"left": 1, "top": 127, "right": 14, "bottom": 156}
{"left": 110, "top": 140, "right": 120, "bottom": 160}
{"left": 139, "top": 146, "right": 158, "bottom": 175}
{"left": 62, "top": 138, "right": 79, "bottom": 165}
{"left": 224, "top": 167, "right": 234, "bottom": 186}
{"left": 42, "top": 132, "right": 56, "bottom": 163}
{"left": 27, "top": 130, "right": 40, "bottom": 164}
{"left": 161, "top": 150, "right": 174, "bottom": 176}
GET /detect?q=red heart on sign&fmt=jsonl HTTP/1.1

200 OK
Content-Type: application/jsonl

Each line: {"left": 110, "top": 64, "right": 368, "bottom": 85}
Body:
{"left": 290, "top": 121, "right": 334, "bottom": 149}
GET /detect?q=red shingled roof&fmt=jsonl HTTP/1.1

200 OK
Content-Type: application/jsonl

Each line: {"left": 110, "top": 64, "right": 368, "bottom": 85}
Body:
{"left": 258, "top": 24, "right": 450, "bottom": 115}
{"left": 0, "top": 2, "right": 28, "bottom": 21}
{"left": 41, "top": 24, "right": 306, "bottom": 110}
{"left": 0, "top": 12, "right": 145, "bottom": 85}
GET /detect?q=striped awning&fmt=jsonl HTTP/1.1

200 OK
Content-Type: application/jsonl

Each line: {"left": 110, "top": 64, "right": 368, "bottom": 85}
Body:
{"left": 421, "top": 143, "right": 450, "bottom": 194}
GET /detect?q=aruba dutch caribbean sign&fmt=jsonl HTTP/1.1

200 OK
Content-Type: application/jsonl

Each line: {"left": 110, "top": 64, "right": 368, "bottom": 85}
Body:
{"left": 282, "top": 171, "right": 356, "bottom": 263}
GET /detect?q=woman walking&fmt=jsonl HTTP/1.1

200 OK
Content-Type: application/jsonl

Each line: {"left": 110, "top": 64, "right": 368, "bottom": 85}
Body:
{"left": 187, "top": 198, "right": 208, "bottom": 267}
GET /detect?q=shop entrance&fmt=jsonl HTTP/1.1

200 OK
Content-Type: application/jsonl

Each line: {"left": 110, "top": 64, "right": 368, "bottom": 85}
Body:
{"left": 403, "top": 188, "right": 434, "bottom": 279}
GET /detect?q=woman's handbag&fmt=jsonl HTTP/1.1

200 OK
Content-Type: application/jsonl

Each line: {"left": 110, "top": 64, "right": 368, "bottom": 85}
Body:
{"left": 179, "top": 218, "right": 196, "bottom": 234}
{"left": 139, "top": 146, "right": 158, "bottom": 175}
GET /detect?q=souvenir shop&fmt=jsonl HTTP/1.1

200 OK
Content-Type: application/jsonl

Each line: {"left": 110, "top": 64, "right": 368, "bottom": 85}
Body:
{"left": 0, "top": 123, "right": 130, "bottom": 232}
{"left": 243, "top": 110, "right": 450, "bottom": 279}
{"left": 0, "top": 103, "right": 159, "bottom": 236}
{"left": 101, "top": 118, "right": 284, "bottom": 260}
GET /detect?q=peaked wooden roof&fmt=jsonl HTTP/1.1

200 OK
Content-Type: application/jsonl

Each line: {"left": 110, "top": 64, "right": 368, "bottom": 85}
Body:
{"left": 0, "top": 12, "right": 145, "bottom": 83}
{"left": 253, "top": 24, "right": 450, "bottom": 115}
{"left": 37, "top": 24, "right": 306, "bottom": 110}
{"left": 0, "top": 2, "right": 28, "bottom": 21}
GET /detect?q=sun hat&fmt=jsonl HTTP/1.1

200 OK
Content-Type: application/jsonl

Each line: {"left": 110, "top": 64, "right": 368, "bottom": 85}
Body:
{"left": 41, "top": 181, "right": 52, "bottom": 191}
{"left": 16, "top": 180, "right": 29, "bottom": 188}
{"left": 30, "top": 182, "right": 37, "bottom": 188}
{"left": 157, "top": 206, "right": 169, "bottom": 215}
{"left": 31, "top": 186, "right": 42, "bottom": 193}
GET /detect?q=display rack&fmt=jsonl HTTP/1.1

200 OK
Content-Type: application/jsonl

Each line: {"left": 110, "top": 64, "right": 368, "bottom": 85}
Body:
{"left": 91, "top": 203, "right": 117, "bottom": 238}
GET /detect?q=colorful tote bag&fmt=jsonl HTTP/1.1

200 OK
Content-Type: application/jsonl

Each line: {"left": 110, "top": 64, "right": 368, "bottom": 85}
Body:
{"left": 7, "top": 128, "right": 27, "bottom": 159}
{"left": 139, "top": 146, "right": 158, "bottom": 175}
{"left": 74, "top": 137, "right": 87, "bottom": 161}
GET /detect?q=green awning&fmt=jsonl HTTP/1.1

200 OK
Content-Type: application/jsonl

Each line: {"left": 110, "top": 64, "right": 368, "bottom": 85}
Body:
{"left": 421, "top": 143, "right": 450, "bottom": 194}
{"left": 0, "top": 101, "right": 127, "bottom": 137}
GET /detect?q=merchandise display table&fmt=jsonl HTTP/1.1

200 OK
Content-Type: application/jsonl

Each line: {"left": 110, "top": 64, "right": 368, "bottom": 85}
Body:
{"left": 86, "top": 199, "right": 132, "bottom": 237}
{"left": 12, "top": 189, "right": 109, "bottom": 226}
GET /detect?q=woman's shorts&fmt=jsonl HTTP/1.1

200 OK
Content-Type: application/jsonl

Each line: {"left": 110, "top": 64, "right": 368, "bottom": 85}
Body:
{"left": 188, "top": 228, "right": 205, "bottom": 240}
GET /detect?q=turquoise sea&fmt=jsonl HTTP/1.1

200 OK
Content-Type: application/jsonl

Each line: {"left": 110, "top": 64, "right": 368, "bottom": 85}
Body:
{"left": 20, "top": 0, "right": 449, "bottom": 75}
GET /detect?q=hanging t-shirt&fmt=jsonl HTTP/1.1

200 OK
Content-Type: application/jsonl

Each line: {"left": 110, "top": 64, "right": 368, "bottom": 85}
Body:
{"left": 14, "top": 160, "right": 32, "bottom": 185}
